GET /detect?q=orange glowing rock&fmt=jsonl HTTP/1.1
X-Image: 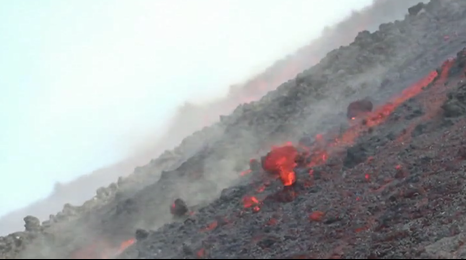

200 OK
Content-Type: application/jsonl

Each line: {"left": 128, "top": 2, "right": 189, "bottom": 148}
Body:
{"left": 243, "top": 196, "right": 259, "bottom": 208}
{"left": 263, "top": 144, "right": 298, "bottom": 186}
{"left": 197, "top": 248, "right": 205, "bottom": 258}
{"left": 309, "top": 211, "right": 325, "bottom": 222}
{"left": 201, "top": 221, "right": 218, "bottom": 232}
{"left": 240, "top": 169, "right": 252, "bottom": 176}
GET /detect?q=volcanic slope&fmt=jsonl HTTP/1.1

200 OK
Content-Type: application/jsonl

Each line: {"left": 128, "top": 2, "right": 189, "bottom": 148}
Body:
{"left": 3, "top": 0, "right": 466, "bottom": 259}
{"left": 127, "top": 53, "right": 466, "bottom": 259}
{"left": 0, "top": 0, "right": 426, "bottom": 238}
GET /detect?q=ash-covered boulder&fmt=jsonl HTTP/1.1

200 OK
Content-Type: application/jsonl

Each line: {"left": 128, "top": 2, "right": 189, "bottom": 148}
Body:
{"left": 346, "top": 99, "right": 373, "bottom": 119}
{"left": 23, "top": 216, "right": 40, "bottom": 232}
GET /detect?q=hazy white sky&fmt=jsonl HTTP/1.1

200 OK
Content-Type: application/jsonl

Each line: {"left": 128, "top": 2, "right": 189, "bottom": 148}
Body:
{"left": 0, "top": 0, "right": 373, "bottom": 217}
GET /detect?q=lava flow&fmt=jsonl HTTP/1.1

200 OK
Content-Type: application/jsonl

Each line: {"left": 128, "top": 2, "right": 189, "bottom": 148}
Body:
{"left": 71, "top": 238, "right": 135, "bottom": 259}
{"left": 250, "top": 59, "right": 452, "bottom": 189}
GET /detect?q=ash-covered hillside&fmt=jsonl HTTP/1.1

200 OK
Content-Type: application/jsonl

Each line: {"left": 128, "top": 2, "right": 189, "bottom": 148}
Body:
{"left": 0, "top": 0, "right": 426, "bottom": 237}
{"left": 3, "top": 0, "right": 466, "bottom": 259}
{"left": 127, "top": 48, "right": 466, "bottom": 259}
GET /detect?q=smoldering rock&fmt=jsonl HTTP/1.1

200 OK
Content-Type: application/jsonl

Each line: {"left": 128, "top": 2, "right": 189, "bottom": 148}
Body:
{"left": 220, "top": 187, "right": 242, "bottom": 201}
{"left": 170, "top": 199, "right": 188, "bottom": 217}
{"left": 346, "top": 99, "right": 374, "bottom": 119}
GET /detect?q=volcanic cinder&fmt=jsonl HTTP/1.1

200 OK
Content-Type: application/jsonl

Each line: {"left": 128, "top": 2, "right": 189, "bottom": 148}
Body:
{"left": 4, "top": 0, "right": 466, "bottom": 259}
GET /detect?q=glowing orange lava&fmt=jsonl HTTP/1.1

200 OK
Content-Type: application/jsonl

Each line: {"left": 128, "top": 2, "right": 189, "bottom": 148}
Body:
{"left": 243, "top": 196, "right": 260, "bottom": 208}
{"left": 300, "top": 68, "right": 442, "bottom": 174}
{"left": 116, "top": 238, "right": 135, "bottom": 255}
{"left": 201, "top": 221, "right": 218, "bottom": 232}
{"left": 263, "top": 144, "right": 298, "bottom": 186}
{"left": 71, "top": 238, "right": 135, "bottom": 259}
{"left": 197, "top": 248, "right": 205, "bottom": 258}
{"left": 309, "top": 211, "right": 325, "bottom": 222}
{"left": 243, "top": 64, "right": 446, "bottom": 194}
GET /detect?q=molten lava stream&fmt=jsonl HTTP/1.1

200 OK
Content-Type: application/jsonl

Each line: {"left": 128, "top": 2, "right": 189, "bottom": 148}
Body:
{"left": 71, "top": 238, "right": 135, "bottom": 259}
{"left": 338, "top": 70, "right": 439, "bottom": 145}
{"left": 115, "top": 238, "right": 136, "bottom": 256}
{"left": 260, "top": 67, "right": 445, "bottom": 187}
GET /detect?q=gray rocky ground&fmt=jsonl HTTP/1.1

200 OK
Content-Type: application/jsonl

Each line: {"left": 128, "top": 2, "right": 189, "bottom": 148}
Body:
{"left": 4, "top": 0, "right": 466, "bottom": 259}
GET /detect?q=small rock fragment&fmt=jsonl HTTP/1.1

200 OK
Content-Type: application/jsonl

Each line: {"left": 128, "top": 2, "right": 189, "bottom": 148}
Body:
{"left": 309, "top": 211, "right": 325, "bottom": 222}
{"left": 249, "top": 159, "right": 261, "bottom": 172}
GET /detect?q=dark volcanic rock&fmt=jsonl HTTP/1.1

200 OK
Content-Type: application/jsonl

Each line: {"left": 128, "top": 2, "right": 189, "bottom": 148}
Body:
{"left": 135, "top": 229, "right": 149, "bottom": 241}
{"left": 23, "top": 216, "right": 40, "bottom": 232}
{"left": 408, "top": 2, "right": 425, "bottom": 16}
{"left": 344, "top": 143, "right": 369, "bottom": 168}
{"left": 346, "top": 99, "right": 374, "bottom": 119}
{"left": 170, "top": 198, "right": 188, "bottom": 217}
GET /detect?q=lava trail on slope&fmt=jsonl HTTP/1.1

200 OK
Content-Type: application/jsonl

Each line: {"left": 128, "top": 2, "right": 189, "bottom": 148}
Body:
{"left": 123, "top": 48, "right": 466, "bottom": 259}
{"left": 3, "top": 1, "right": 466, "bottom": 259}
